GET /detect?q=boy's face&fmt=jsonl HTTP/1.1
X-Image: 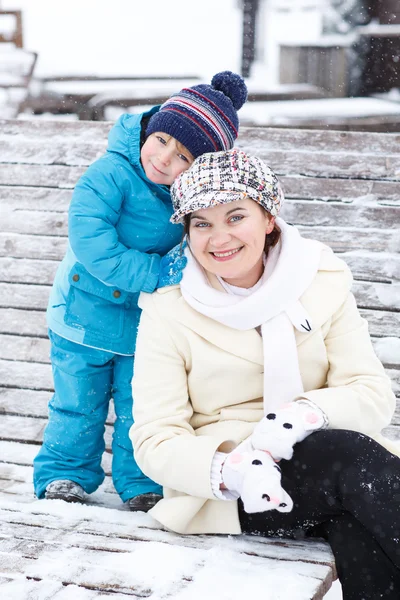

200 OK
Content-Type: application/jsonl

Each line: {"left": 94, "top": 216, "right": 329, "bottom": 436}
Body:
{"left": 141, "top": 132, "right": 194, "bottom": 185}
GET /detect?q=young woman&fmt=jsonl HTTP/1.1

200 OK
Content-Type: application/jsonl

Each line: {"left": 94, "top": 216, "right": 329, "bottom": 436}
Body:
{"left": 130, "top": 148, "right": 400, "bottom": 599}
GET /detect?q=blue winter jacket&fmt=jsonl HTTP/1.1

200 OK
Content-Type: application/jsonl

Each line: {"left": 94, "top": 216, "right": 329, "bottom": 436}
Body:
{"left": 47, "top": 108, "right": 183, "bottom": 355}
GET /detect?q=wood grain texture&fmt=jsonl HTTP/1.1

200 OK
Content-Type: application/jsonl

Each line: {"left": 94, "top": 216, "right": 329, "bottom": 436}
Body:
{"left": 2, "top": 119, "right": 400, "bottom": 599}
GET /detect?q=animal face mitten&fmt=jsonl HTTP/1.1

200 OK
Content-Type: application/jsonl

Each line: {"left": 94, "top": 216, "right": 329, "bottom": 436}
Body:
{"left": 251, "top": 401, "right": 326, "bottom": 461}
{"left": 222, "top": 447, "right": 293, "bottom": 514}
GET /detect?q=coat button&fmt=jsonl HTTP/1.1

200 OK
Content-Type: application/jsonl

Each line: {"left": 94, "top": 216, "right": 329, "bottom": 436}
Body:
{"left": 72, "top": 274, "right": 79, "bottom": 282}
{"left": 113, "top": 290, "right": 121, "bottom": 298}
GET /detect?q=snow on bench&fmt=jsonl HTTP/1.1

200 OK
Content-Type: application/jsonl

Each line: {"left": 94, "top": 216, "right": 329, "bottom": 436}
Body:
{"left": 0, "top": 118, "right": 399, "bottom": 599}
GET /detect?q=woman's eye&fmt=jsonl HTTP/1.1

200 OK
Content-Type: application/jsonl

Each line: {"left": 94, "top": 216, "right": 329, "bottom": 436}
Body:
{"left": 230, "top": 215, "right": 244, "bottom": 223}
{"left": 193, "top": 222, "right": 210, "bottom": 228}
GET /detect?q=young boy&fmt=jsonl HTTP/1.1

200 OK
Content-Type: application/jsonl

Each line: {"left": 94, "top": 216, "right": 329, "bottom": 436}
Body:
{"left": 33, "top": 71, "right": 248, "bottom": 512}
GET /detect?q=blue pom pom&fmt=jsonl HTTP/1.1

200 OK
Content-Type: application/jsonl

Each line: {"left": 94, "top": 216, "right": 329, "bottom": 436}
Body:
{"left": 211, "top": 71, "right": 248, "bottom": 110}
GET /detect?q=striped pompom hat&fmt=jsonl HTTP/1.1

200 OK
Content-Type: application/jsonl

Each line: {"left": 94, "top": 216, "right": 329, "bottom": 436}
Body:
{"left": 145, "top": 71, "right": 248, "bottom": 159}
{"left": 170, "top": 148, "right": 284, "bottom": 223}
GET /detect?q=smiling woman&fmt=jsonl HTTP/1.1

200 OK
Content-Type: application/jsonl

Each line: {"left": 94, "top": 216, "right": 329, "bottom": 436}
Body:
{"left": 130, "top": 147, "right": 400, "bottom": 600}
{"left": 187, "top": 199, "right": 274, "bottom": 288}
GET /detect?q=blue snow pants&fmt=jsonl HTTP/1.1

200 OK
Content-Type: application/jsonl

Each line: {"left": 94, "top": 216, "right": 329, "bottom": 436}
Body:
{"left": 33, "top": 330, "right": 162, "bottom": 501}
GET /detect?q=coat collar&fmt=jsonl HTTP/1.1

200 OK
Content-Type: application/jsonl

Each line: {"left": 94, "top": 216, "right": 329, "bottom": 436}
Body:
{"left": 152, "top": 247, "right": 351, "bottom": 366}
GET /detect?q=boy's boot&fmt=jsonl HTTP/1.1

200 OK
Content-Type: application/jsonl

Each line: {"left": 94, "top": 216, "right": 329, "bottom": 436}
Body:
{"left": 45, "top": 479, "right": 85, "bottom": 503}
{"left": 127, "top": 492, "right": 162, "bottom": 512}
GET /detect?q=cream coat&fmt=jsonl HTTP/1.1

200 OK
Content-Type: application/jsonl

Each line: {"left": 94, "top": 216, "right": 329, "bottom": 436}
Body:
{"left": 130, "top": 247, "right": 397, "bottom": 535}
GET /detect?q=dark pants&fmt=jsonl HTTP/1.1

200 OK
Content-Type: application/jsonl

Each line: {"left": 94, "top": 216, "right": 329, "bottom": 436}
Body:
{"left": 239, "top": 430, "right": 400, "bottom": 600}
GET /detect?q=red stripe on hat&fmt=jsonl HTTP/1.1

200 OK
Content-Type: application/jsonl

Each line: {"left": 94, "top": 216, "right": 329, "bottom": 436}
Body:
{"left": 170, "top": 97, "right": 230, "bottom": 148}
{"left": 162, "top": 106, "right": 220, "bottom": 150}
{"left": 181, "top": 88, "right": 238, "bottom": 135}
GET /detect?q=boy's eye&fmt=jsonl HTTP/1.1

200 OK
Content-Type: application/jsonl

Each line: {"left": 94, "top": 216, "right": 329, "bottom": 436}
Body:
{"left": 178, "top": 153, "right": 189, "bottom": 163}
{"left": 156, "top": 136, "right": 167, "bottom": 145}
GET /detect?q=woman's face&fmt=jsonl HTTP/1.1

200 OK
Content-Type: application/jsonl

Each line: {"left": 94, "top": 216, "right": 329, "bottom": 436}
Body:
{"left": 189, "top": 197, "right": 275, "bottom": 288}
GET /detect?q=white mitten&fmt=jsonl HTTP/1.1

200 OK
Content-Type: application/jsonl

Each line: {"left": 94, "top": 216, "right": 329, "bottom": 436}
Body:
{"left": 221, "top": 444, "right": 293, "bottom": 514}
{"left": 251, "top": 401, "right": 327, "bottom": 461}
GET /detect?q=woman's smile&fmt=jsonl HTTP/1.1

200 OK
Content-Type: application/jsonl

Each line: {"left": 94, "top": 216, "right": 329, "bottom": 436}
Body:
{"left": 210, "top": 247, "right": 243, "bottom": 261}
{"left": 189, "top": 198, "right": 274, "bottom": 288}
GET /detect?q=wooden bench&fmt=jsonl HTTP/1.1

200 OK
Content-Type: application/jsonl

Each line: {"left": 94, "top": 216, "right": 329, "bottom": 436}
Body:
{"left": 0, "top": 119, "right": 399, "bottom": 599}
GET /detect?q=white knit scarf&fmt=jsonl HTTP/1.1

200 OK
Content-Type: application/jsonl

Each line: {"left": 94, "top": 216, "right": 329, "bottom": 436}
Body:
{"left": 180, "top": 218, "right": 324, "bottom": 412}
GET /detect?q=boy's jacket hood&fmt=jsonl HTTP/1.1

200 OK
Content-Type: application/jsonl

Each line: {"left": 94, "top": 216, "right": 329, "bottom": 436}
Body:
{"left": 106, "top": 105, "right": 160, "bottom": 166}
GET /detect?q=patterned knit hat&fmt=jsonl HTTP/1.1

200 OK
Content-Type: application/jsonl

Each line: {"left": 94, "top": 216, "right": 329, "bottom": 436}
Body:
{"left": 170, "top": 148, "right": 284, "bottom": 223}
{"left": 146, "top": 71, "right": 248, "bottom": 159}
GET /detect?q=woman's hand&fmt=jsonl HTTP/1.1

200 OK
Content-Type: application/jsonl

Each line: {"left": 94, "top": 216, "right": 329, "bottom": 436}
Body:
{"left": 221, "top": 443, "right": 293, "bottom": 513}
{"left": 251, "top": 401, "right": 327, "bottom": 461}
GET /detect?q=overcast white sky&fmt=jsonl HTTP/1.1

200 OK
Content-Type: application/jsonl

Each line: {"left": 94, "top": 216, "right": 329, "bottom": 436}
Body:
{"left": 2, "top": 0, "right": 244, "bottom": 78}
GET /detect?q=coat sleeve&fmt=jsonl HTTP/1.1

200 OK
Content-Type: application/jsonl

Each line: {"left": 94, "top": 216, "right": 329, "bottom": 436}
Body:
{"left": 300, "top": 292, "right": 396, "bottom": 435}
{"left": 130, "top": 295, "right": 235, "bottom": 499}
{"left": 68, "top": 157, "right": 160, "bottom": 293}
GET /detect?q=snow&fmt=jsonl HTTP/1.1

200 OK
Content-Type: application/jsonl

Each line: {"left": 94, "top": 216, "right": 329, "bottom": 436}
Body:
{"left": 374, "top": 338, "right": 400, "bottom": 366}
{"left": 4, "top": 2, "right": 399, "bottom": 599}
{"left": 239, "top": 97, "right": 400, "bottom": 126}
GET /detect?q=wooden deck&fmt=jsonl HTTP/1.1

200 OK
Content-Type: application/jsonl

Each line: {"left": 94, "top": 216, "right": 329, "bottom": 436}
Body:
{"left": 1, "top": 119, "right": 399, "bottom": 599}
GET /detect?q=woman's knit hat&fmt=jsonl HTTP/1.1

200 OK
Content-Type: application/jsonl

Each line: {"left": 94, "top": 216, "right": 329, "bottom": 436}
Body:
{"left": 170, "top": 148, "right": 284, "bottom": 223}
{"left": 145, "top": 71, "right": 248, "bottom": 159}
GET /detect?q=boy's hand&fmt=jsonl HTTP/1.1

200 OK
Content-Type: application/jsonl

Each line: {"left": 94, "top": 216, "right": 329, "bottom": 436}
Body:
{"left": 158, "top": 242, "right": 187, "bottom": 289}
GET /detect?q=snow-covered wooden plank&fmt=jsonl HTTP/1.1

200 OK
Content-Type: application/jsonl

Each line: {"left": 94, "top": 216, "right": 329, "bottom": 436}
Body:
{"left": 2, "top": 209, "right": 68, "bottom": 236}
{"left": 0, "top": 305, "right": 392, "bottom": 340}
{"left": 2, "top": 252, "right": 399, "bottom": 289}
{"left": 0, "top": 576, "right": 133, "bottom": 599}
{"left": 280, "top": 200, "right": 400, "bottom": 230}
{"left": 0, "top": 308, "right": 47, "bottom": 336}
{"left": 2, "top": 177, "right": 399, "bottom": 208}
{"left": 360, "top": 309, "right": 400, "bottom": 338}
{"left": 0, "top": 414, "right": 113, "bottom": 448}
{"left": 1, "top": 229, "right": 397, "bottom": 265}
{"left": 0, "top": 257, "right": 59, "bottom": 284}
{"left": 0, "top": 502, "right": 335, "bottom": 600}
{"left": 383, "top": 424, "right": 400, "bottom": 441}
{"left": 0, "top": 118, "right": 112, "bottom": 140}
{"left": 0, "top": 503, "right": 334, "bottom": 568}
{"left": 353, "top": 280, "right": 400, "bottom": 311}
{"left": 0, "top": 282, "right": 51, "bottom": 310}
{"left": 0, "top": 387, "right": 116, "bottom": 425}
{"left": 2, "top": 149, "right": 400, "bottom": 187}
{"left": 0, "top": 164, "right": 86, "bottom": 189}
{"left": 0, "top": 358, "right": 53, "bottom": 390}
{"left": 0, "top": 139, "right": 106, "bottom": 167}
{"left": 0, "top": 539, "right": 333, "bottom": 599}
{"left": 0, "top": 186, "right": 73, "bottom": 210}
{"left": 0, "top": 233, "right": 67, "bottom": 260}
{"left": 0, "top": 577, "right": 67, "bottom": 600}
{"left": 3, "top": 202, "right": 399, "bottom": 240}
{"left": 0, "top": 334, "right": 50, "bottom": 363}
{"left": 339, "top": 250, "right": 400, "bottom": 282}
{"left": 0, "top": 464, "right": 116, "bottom": 496}
{"left": 1, "top": 118, "right": 398, "bottom": 156}
{"left": 0, "top": 332, "right": 398, "bottom": 372}
{"left": 244, "top": 149, "right": 400, "bottom": 180}
{"left": 0, "top": 439, "right": 112, "bottom": 473}
{"left": 299, "top": 226, "right": 400, "bottom": 253}
{"left": 0, "top": 280, "right": 397, "bottom": 319}
{"left": 281, "top": 175, "right": 400, "bottom": 204}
